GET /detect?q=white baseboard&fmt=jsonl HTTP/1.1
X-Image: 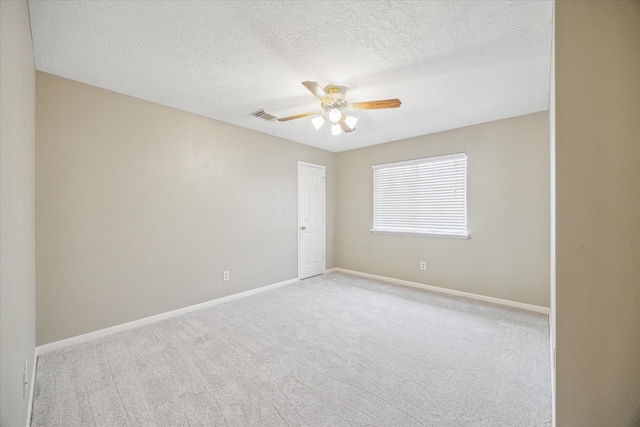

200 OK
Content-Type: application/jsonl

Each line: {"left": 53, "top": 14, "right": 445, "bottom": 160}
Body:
{"left": 37, "top": 277, "right": 299, "bottom": 355}
{"left": 331, "top": 268, "right": 550, "bottom": 315}
{"left": 26, "top": 350, "right": 37, "bottom": 427}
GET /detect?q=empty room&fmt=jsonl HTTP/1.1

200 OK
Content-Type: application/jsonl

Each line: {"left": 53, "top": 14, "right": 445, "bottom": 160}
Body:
{"left": 1, "top": 1, "right": 638, "bottom": 426}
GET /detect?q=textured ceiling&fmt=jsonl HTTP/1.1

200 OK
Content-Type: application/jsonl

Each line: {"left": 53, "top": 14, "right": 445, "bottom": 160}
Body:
{"left": 29, "top": 1, "right": 553, "bottom": 153}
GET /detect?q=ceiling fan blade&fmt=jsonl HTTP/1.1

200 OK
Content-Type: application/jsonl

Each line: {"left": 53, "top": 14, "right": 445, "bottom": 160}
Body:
{"left": 350, "top": 99, "right": 402, "bottom": 110}
{"left": 302, "top": 81, "right": 331, "bottom": 103}
{"left": 277, "top": 111, "right": 322, "bottom": 122}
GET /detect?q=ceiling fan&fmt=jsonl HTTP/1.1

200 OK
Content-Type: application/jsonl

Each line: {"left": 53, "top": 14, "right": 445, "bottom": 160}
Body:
{"left": 253, "top": 81, "right": 401, "bottom": 136}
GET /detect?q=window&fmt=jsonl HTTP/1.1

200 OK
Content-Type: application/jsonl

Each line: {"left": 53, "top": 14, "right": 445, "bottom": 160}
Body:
{"left": 372, "top": 152, "right": 468, "bottom": 239}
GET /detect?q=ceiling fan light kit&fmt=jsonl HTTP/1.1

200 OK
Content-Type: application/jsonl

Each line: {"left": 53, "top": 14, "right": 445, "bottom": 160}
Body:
{"left": 344, "top": 115, "right": 358, "bottom": 130}
{"left": 311, "top": 116, "right": 325, "bottom": 130}
{"left": 328, "top": 108, "right": 342, "bottom": 123}
{"left": 253, "top": 81, "right": 401, "bottom": 136}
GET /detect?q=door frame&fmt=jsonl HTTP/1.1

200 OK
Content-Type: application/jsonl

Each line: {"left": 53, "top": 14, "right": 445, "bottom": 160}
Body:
{"left": 297, "top": 161, "right": 326, "bottom": 279}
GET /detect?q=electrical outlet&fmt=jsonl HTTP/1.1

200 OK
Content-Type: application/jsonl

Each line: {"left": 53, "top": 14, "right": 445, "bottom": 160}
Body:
{"left": 223, "top": 271, "right": 230, "bottom": 281}
{"left": 420, "top": 261, "right": 426, "bottom": 271}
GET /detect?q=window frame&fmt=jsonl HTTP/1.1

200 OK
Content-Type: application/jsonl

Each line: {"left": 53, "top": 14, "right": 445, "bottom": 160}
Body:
{"left": 370, "top": 152, "right": 469, "bottom": 239}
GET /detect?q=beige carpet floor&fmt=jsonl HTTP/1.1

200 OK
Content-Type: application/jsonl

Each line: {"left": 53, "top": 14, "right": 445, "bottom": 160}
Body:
{"left": 32, "top": 272, "right": 551, "bottom": 426}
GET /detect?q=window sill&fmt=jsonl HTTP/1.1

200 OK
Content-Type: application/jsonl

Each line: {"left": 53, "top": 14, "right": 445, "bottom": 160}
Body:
{"left": 370, "top": 229, "right": 470, "bottom": 239}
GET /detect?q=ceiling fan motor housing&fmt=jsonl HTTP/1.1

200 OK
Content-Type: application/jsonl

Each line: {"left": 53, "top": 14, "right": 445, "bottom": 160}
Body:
{"left": 322, "top": 86, "right": 348, "bottom": 110}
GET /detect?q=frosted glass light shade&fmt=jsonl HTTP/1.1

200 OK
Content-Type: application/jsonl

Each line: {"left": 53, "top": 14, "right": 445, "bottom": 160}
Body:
{"left": 331, "top": 123, "right": 342, "bottom": 135}
{"left": 328, "top": 109, "right": 342, "bottom": 123}
{"left": 311, "top": 116, "right": 325, "bottom": 130}
{"left": 344, "top": 116, "right": 358, "bottom": 130}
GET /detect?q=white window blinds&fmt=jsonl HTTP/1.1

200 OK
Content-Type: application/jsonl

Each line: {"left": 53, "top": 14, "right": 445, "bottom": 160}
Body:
{"left": 372, "top": 152, "right": 468, "bottom": 238}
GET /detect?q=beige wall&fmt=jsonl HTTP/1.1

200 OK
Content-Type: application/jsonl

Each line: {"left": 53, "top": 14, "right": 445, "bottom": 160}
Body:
{"left": 37, "top": 72, "right": 552, "bottom": 347}
{"left": 36, "top": 72, "right": 552, "bottom": 346}
{"left": 336, "top": 112, "right": 550, "bottom": 307}
{"left": 554, "top": 1, "right": 640, "bottom": 425}
{"left": 0, "top": 1, "right": 37, "bottom": 425}
{"left": 36, "top": 73, "right": 336, "bottom": 345}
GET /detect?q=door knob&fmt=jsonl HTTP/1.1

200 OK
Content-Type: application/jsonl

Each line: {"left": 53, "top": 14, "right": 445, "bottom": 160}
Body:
{"left": 300, "top": 226, "right": 306, "bottom": 230}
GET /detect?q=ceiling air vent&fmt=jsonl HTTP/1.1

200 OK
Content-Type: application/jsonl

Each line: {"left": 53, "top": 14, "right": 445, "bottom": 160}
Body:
{"left": 252, "top": 109, "right": 278, "bottom": 122}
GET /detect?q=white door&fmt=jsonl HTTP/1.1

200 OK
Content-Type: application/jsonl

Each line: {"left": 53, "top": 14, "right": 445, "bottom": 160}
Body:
{"left": 298, "top": 162, "right": 326, "bottom": 279}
